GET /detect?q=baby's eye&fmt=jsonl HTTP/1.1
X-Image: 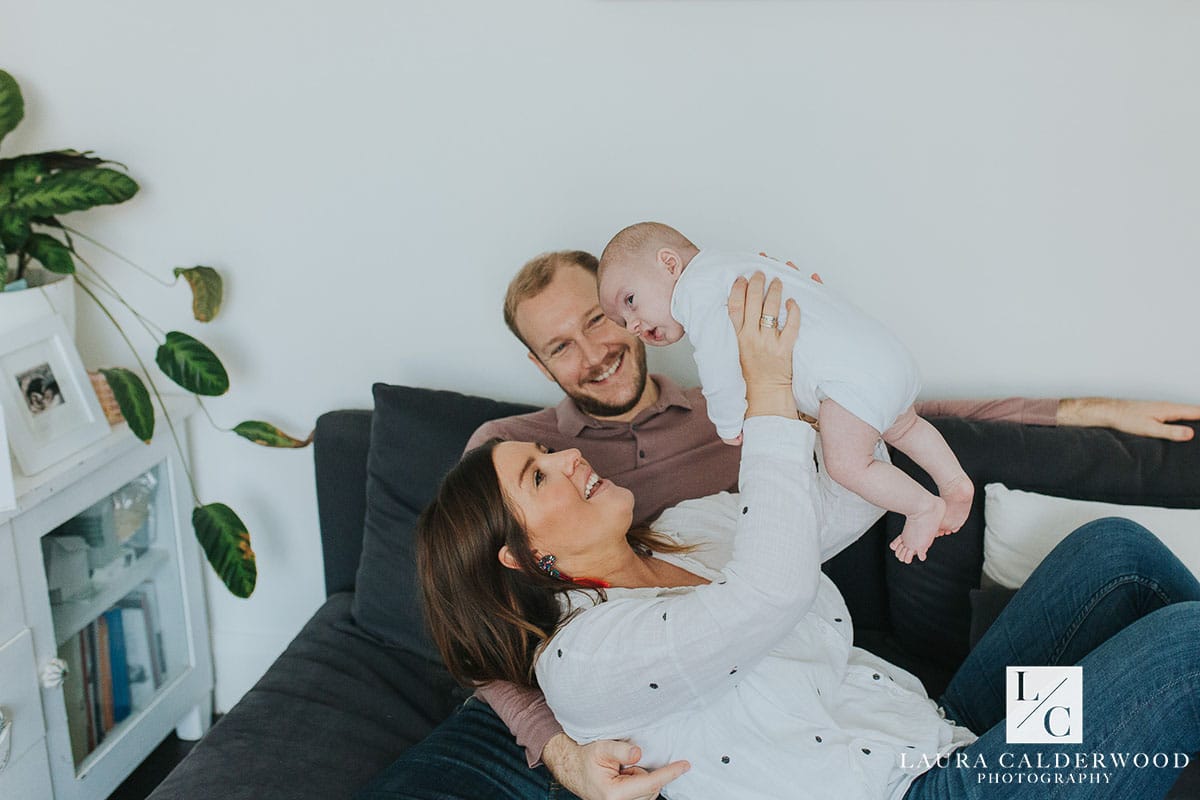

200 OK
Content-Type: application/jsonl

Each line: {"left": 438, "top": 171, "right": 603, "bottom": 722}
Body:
{"left": 624, "top": 294, "right": 634, "bottom": 307}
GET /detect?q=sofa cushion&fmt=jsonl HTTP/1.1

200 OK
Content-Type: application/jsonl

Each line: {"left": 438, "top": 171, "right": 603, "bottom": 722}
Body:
{"left": 885, "top": 417, "right": 1200, "bottom": 673}
{"left": 148, "top": 594, "right": 466, "bottom": 800}
{"left": 352, "top": 384, "right": 537, "bottom": 660}
{"left": 982, "top": 483, "right": 1200, "bottom": 589}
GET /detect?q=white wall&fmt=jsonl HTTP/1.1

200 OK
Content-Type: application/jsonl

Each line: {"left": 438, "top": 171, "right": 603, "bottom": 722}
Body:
{"left": 4, "top": 0, "right": 1197, "bottom": 711}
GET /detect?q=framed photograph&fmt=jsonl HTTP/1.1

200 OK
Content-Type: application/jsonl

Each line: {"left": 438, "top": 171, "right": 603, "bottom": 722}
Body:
{"left": 0, "top": 315, "right": 111, "bottom": 476}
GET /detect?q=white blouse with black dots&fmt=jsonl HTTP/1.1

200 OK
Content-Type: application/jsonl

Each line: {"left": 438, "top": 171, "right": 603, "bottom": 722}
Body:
{"left": 535, "top": 416, "right": 977, "bottom": 800}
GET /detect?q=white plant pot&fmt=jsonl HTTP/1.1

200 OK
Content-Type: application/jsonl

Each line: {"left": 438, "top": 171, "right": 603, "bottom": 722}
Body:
{"left": 0, "top": 274, "right": 77, "bottom": 340}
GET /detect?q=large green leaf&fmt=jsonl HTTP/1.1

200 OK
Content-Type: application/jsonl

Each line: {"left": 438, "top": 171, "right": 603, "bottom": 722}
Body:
{"left": 173, "top": 266, "right": 223, "bottom": 322}
{"left": 155, "top": 331, "right": 229, "bottom": 395}
{"left": 193, "top": 503, "right": 256, "bottom": 598}
{"left": 9, "top": 167, "right": 138, "bottom": 216}
{"left": 0, "top": 211, "right": 30, "bottom": 254}
{"left": 233, "top": 421, "right": 313, "bottom": 448}
{"left": 24, "top": 232, "right": 75, "bottom": 274}
{"left": 0, "top": 71, "right": 23, "bottom": 149}
{"left": 99, "top": 367, "right": 154, "bottom": 442}
{"left": 1, "top": 153, "right": 111, "bottom": 208}
{"left": 0, "top": 157, "right": 41, "bottom": 205}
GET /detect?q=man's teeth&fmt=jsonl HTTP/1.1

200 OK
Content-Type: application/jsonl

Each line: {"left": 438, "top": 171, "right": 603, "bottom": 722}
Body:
{"left": 585, "top": 473, "right": 600, "bottom": 499}
{"left": 591, "top": 355, "right": 621, "bottom": 382}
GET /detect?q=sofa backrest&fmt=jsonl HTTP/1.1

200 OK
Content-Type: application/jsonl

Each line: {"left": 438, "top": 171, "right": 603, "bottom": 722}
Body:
{"left": 313, "top": 386, "right": 1200, "bottom": 678}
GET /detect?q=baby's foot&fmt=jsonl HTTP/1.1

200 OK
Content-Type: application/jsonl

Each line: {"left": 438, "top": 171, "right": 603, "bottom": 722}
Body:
{"left": 937, "top": 475, "right": 975, "bottom": 534}
{"left": 891, "top": 495, "right": 945, "bottom": 564}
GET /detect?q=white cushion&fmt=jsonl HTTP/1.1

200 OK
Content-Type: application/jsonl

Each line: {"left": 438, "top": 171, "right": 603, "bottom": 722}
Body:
{"left": 982, "top": 483, "right": 1200, "bottom": 589}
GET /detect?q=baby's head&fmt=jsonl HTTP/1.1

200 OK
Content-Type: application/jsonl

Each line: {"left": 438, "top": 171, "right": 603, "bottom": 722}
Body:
{"left": 597, "top": 222, "right": 699, "bottom": 346}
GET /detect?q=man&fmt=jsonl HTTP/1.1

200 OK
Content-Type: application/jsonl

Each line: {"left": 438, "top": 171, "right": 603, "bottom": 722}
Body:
{"left": 359, "top": 250, "right": 1200, "bottom": 800}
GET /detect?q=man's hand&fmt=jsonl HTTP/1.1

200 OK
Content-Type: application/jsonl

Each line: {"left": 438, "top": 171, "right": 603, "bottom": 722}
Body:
{"left": 1057, "top": 398, "right": 1200, "bottom": 442}
{"left": 543, "top": 733, "right": 689, "bottom": 800}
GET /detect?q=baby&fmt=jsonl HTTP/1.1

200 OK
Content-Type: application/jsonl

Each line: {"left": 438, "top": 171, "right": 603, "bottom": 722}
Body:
{"left": 597, "top": 221, "right": 973, "bottom": 563}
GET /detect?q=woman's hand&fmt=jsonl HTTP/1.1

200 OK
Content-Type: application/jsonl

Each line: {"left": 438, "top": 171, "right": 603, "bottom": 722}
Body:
{"left": 727, "top": 271, "right": 801, "bottom": 420}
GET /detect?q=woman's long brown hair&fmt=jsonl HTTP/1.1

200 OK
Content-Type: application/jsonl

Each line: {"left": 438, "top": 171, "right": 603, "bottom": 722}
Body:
{"left": 417, "top": 438, "right": 690, "bottom": 689}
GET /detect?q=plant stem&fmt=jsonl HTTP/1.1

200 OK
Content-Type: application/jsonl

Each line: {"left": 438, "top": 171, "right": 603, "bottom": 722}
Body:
{"left": 74, "top": 251, "right": 167, "bottom": 340}
{"left": 61, "top": 224, "right": 174, "bottom": 287}
{"left": 76, "top": 277, "right": 203, "bottom": 506}
{"left": 195, "top": 398, "right": 233, "bottom": 433}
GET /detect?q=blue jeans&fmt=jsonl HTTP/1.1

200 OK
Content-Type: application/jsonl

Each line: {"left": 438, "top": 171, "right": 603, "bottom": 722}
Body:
{"left": 359, "top": 518, "right": 1199, "bottom": 800}
{"left": 355, "top": 696, "right": 580, "bottom": 800}
{"left": 906, "top": 518, "right": 1200, "bottom": 799}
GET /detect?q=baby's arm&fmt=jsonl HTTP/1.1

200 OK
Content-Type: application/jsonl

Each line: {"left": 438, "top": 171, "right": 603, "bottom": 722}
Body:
{"left": 685, "top": 286, "right": 751, "bottom": 441}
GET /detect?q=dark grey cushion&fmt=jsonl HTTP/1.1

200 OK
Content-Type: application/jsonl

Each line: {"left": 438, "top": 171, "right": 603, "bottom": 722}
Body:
{"left": 147, "top": 594, "right": 465, "bottom": 800}
{"left": 351, "top": 384, "right": 536, "bottom": 661}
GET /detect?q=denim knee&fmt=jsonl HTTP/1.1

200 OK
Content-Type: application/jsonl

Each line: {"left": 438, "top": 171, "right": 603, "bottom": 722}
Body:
{"left": 1062, "top": 517, "right": 1183, "bottom": 571}
{"left": 1064, "top": 516, "right": 1155, "bottom": 553}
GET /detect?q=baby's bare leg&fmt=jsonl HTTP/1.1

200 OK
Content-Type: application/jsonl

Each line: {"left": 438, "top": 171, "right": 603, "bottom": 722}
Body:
{"left": 882, "top": 407, "right": 975, "bottom": 534}
{"left": 818, "top": 400, "right": 943, "bottom": 563}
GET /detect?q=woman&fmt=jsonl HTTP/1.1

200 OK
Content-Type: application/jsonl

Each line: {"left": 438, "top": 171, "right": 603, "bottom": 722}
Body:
{"left": 417, "top": 273, "right": 1200, "bottom": 799}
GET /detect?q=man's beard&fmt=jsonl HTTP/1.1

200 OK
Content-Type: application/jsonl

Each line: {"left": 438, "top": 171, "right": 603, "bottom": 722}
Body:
{"left": 565, "top": 344, "right": 649, "bottom": 418}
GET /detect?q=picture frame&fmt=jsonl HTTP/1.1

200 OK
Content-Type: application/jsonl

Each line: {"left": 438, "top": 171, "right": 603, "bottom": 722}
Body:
{"left": 0, "top": 315, "right": 111, "bottom": 476}
{"left": 0, "top": 406, "right": 14, "bottom": 511}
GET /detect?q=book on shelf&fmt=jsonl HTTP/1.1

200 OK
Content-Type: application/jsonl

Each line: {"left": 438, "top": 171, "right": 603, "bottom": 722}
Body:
{"left": 96, "top": 614, "right": 115, "bottom": 732}
{"left": 104, "top": 607, "right": 132, "bottom": 724}
{"left": 83, "top": 621, "right": 102, "bottom": 747}
{"left": 120, "top": 604, "right": 157, "bottom": 709}
{"left": 118, "top": 583, "right": 167, "bottom": 684}
{"left": 58, "top": 631, "right": 90, "bottom": 765}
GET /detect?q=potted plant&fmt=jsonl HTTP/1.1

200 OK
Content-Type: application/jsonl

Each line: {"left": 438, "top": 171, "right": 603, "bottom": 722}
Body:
{"left": 0, "top": 68, "right": 306, "bottom": 598}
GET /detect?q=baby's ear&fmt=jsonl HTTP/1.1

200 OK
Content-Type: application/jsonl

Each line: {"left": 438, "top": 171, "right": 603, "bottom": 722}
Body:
{"left": 658, "top": 247, "right": 682, "bottom": 275}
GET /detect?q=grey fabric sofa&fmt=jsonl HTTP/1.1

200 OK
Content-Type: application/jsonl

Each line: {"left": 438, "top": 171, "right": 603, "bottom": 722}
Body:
{"left": 147, "top": 384, "right": 1200, "bottom": 800}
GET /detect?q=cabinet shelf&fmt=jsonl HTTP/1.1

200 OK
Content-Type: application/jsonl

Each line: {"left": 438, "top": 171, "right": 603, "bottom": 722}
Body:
{"left": 50, "top": 549, "right": 170, "bottom": 648}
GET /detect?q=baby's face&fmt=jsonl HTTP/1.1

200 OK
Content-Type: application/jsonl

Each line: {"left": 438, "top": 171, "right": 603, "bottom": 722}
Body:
{"left": 598, "top": 259, "right": 685, "bottom": 347}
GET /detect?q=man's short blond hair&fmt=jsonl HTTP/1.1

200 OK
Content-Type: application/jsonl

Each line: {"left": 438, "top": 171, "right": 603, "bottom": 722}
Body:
{"left": 503, "top": 250, "right": 599, "bottom": 350}
{"left": 598, "top": 221, "right": 696, "bottom": 278}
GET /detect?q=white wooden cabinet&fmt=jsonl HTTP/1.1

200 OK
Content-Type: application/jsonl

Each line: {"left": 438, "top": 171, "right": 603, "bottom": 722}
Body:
{"left": 1, "top": 398, "right": 212, "bottom": 800}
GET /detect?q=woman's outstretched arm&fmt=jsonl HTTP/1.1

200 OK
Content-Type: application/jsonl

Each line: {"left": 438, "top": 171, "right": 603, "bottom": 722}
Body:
{"left": 538, "top": 274, "right": 825, "bottom": 739}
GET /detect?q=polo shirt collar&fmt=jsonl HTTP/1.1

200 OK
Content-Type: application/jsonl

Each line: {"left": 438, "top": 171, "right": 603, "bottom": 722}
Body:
{"left": 555, "top": 374, "right": 693, "bottom": 436}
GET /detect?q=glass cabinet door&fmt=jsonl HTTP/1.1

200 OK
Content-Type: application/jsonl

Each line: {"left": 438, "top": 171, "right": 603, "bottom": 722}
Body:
{"left": 40, "top": 461, "right": 188, "bottom": 772}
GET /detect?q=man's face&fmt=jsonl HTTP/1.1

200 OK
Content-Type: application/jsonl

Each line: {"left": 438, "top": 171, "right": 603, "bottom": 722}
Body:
{"left": 515, "top": 264, "right": 649, "bottom": 418}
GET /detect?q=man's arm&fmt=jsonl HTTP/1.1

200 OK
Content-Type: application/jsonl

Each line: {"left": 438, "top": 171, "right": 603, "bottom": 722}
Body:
{"left": 476, "top": 682, "right": 687, "bottom": 800}
{"left": 915, "top": 397, "right": 1200, "bottom": 441}
{"left": 474, "top": 681, "right": 562, "bottom": 769}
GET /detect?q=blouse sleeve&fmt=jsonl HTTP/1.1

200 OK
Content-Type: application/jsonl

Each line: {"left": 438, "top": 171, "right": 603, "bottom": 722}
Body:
{"left": 536, "top": 416, "right": 824, "bottom": 740}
